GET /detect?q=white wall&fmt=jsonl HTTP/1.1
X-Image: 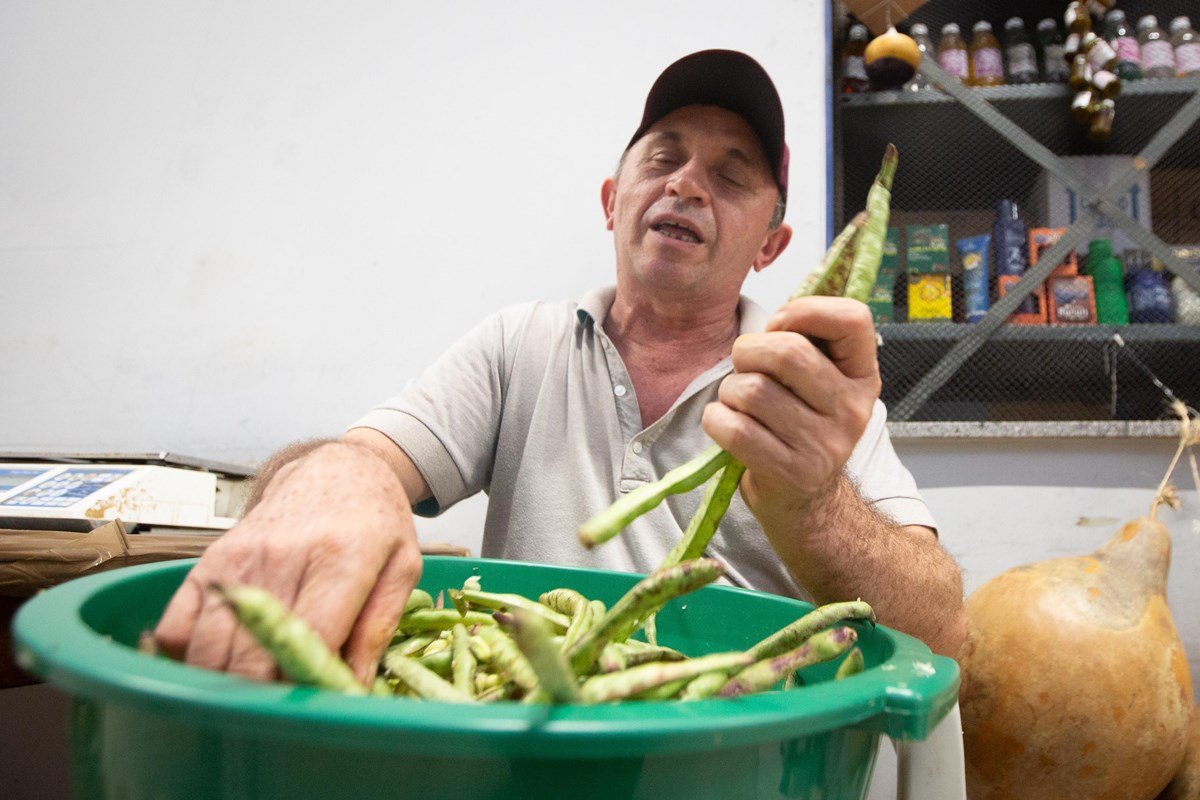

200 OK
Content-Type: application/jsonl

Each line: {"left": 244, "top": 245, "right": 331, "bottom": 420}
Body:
{"left": 0, "top": 0, "right": 827, "bottom": 457}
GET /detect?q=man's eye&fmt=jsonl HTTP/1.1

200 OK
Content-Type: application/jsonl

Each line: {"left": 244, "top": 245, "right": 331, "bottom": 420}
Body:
{"left": 719, "top": 173, "right": 745, "bottom": 188}
{"left": 650, "top": 154, "right": 678, "bottom": 167}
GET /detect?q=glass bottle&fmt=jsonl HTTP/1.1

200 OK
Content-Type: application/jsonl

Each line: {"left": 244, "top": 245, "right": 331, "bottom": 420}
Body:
{"left": 842, "top": 24, "right": 871, "bottom": 93}
{"left": 904, "top": 23, "right": 935, "bottom": 91}
{"left": 1170, "top": 17, "right": 1200, "bottom": 77}
{"left": 1104, "top": 10, "right": 1143, "bottom": 80}
{"left": 1138, "top": 16, "right": 1176, "bottom": 79}
{"left": 1004, "top": 18, "right": 1040, "bottom": 84}
{"left": 1036, "top": 19, "right": 1070, "bottom": 82}
{"left": 969, "top": 21, "right": 1005, "bottom": 86}
{"left": 937, "top": 23, "right": 970, "bottom": 82}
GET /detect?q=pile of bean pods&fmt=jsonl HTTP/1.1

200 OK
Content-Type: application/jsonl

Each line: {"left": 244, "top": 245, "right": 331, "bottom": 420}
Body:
{"left": 215, "top": 557, "right": 872, "bottom": 704}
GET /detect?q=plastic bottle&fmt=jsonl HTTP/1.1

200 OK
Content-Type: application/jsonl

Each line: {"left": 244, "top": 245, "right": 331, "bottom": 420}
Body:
{"left": 969, "top": 21, "right": 1006, "bottom": 86}
{"left": 1004, "top": 18, "right": 1040, "bottom": 84}
{"left": 842, "top": 24, "right": 871, "bottom": 93}
{"left": 993, "top": 200, "right": 1035, "bottom": 314}
{"left": 1126, "top": 256, "right": 1174, "bottom": 323}
{"left": 937, "top": 23, "right": 970, "bottom": 82}
{"left": 904, "top": 23, "right": 936, "bottom": 90}
{"left": 1138, "top": 16, "right": 1177, "bottom": 79}
{"left": 1170, "top": 17, "right": 1200, "bottom": 77}
{"left": 1086, "top": 240, "right": 1130, "bottom": 325}
{"left": 1104, "top": 10, "right": 1143, "bottom": 80}
{"left": 1037, "top": 19, "right": 1070, "bottom": 82}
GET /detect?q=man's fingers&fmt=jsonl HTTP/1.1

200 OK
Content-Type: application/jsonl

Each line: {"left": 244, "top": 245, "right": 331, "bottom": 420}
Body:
{"left": 702, "top": 401, "right": 794, "bottom": 478}
{"left": 766, "top": 296, "right": 879, "bottom": 382}
{"left": 183, "top": 587, "right": 242, "bottom": 673}
{"left": 730, "top": 332, "right": 849, "bottom": 417}
{"left": 717, "top": 372, "right": 823, "bottom": 447}
{"left": 154, "top": 575, "right": 204, "bottom": 661}
{"left": 343, "top": 546, "right": 423, "bottom": 686}
{"left": 224, "top": 622, "right": 279, "bottom": 683}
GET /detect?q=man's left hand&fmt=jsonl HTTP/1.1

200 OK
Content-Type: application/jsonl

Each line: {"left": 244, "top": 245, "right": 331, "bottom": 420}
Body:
{"left": 701, "top": 296, "right": 881, "bottom": 531}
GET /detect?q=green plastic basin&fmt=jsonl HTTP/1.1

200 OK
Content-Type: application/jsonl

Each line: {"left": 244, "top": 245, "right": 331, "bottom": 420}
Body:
{"left": 14, "top": 556, "right": 959, "bottom": 800}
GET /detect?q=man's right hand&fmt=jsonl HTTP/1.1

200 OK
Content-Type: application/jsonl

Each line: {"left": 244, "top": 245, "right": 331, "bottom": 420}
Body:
{"left": 154, "top": 436, "right": 425, "bottom": 686}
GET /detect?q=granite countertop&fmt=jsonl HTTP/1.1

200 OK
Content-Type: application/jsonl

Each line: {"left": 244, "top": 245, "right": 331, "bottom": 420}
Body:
{"left": 887, "top": 420, "right": 1183, "bottom": 439}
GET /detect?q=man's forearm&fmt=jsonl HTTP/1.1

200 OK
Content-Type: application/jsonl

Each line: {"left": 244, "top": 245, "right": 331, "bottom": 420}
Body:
{"left": 243, "top": 438, "right": 341, "bottom": 514}
{"left": 761, "top": 474, "right": 966, "bottom": 657}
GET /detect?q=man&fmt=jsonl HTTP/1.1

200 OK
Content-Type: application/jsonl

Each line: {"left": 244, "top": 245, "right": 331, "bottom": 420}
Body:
{"left": 155, "top": 50, "right": 966, "bottom": 685}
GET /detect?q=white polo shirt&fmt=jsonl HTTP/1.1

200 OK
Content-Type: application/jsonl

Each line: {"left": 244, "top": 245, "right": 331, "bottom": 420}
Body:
{"left": 353, "top": 286, "right": 935, "bottom": 599}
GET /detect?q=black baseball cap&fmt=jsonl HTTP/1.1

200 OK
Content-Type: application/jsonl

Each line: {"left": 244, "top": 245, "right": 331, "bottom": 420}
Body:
{"left": 626, "top": 49, "right": 789, "bottom": 204}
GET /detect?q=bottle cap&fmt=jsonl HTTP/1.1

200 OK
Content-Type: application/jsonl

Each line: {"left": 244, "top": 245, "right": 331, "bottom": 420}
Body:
{"left": 1169, "top": 17, "right": 1191, "bottom": 35}
{"left": 1037, "top": 19, "right": 1057, "bottom": 32}
{"left": 1137, "top": 15, "right": 1159, "bottom": 31}
{"left": 973, "top": 21, "right": 994, "bottom": 33}
{"left": 849, "top": 24, "right": 868, "bottom": 39}
{"left": 1106, "top": 10, "right": 1126, "bottom": 23}
{"left": 1005, "top": 17, "right": 1024, "bottom": 30}
{"left": 910, "top": 23, "right": 929, "bottom": 36}
{"left": 942, "top": 23, "right": 961, "bottom": 36}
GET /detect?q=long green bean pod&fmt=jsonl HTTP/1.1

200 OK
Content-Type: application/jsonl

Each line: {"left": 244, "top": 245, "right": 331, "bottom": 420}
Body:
{"left": 212, "top": 583, "right": 367, "bottom": 696}
{"left": 539, "top": 588, "right": 588, "bottom": 616}
{"left": 789, "top": 211, "right": 868, "bottom": 300}
{"left": 616, "top": 642, "right": 686, "bottom": 666}
{"left": 403, "top": 588, "right": 435, "bottom": 615}
{"left": 417, "top": 647, "right": 453, "bottom": 677}
{"left": 474, "top": 624, "right": 541, "bottom": 695}
{"left": 451, "top": 623, "right": 476, "bottom": 698}
{"left": 567, "top": 559, "right": 724, "bottom": 674}
{"left": 386, "top": 633, "right": 437, "bottom": 658}
{"left": 381, "top": 652, "right": 475, "bottom": 703}
{"left": 679, "top": 670, "right": 730, "bottom": 701}
{"left": 579, "top": 651, "right": 752, "bottom": 704}
{"left": 577, "top": 445, "right": 733, "bottom": 548}
{"left": 632, "top": 677, "right": 690, "bottom": 700}
{"left": 560, "top": 601, "right": 595, "bottom": 652}
{"left": 397, "top": 609, "right": 495, "bottom": 632}
{"left": 718, "top": 626, "right": 857, "bottom": 698}
{"left": 452, "top": 589, "right": 572, "bottom": 631}
{"left": 835, "top": 647, "right": 865, "bottom": 681}
{"left": 495, "top": 608, "right": 579, "bottom": 704}
{"left": 842, "top": 144, "right": 898, "bottom": 303}
{"left": 663, "top": 461, "right": 748, "bottom": 568}
{"left": 745, "top": 600, "right": 874, "bottom": 662}
{"left": 598, "top": 643, "right": 628, "bottom": 673}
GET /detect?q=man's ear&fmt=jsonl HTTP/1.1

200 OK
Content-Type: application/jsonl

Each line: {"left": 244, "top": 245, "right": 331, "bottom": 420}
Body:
{"left": 752, "top": 223, "right": 793, "bottom": 272}
{"left": 601, "top": 177, "right": 617, "bottom": 231}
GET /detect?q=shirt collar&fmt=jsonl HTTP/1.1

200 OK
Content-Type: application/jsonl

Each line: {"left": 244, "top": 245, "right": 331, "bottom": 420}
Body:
{"left": 575, "top": 285, "right": 772, "bottom": 336}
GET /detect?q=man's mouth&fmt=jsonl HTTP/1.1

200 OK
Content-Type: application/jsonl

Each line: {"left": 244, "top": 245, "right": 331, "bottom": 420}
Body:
{"left": 651, "top": 220, "right": 703, "bottom": 244}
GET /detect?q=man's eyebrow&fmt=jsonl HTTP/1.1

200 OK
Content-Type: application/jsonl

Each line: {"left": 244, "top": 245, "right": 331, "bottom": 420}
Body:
{"left": 643, "top": 131, "right": 682, "bottom": 147}
{"left": 724, "top": 147, "right": 756, "bottom": 167}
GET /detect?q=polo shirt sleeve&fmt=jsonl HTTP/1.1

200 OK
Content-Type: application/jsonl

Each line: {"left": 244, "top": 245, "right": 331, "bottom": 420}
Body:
{"left": 844, "top": 400, "right": 938, "bottom": 533}
{"left": 350, "top": 310, "right": 513, "bottom": 517}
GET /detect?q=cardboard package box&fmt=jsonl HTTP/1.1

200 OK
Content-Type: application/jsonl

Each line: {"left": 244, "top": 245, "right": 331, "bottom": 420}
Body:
{"left": 1030, "top": 155, "right": 1152, "bottom": 254}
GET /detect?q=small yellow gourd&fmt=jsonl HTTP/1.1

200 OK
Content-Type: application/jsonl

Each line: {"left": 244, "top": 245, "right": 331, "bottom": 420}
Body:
{"left": 864, "top": 26, "right": 921, "bottom": 89}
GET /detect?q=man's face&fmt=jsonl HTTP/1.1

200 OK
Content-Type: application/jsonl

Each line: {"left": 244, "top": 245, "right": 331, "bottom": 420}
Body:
{"left": 602, "top": 104, "right": 788, "bottom": 301}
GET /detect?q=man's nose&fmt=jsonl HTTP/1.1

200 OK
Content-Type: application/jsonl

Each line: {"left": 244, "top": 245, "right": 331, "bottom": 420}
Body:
{"left": 665, "top": 160, "right": 710, "bottom": 206}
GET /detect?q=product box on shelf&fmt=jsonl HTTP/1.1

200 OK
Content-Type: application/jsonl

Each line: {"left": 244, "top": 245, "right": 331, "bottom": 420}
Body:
{"left": 1029, "top": 228, "right": 1079, "bottom": 277}
{"left": 907, "top": 273, "right": 952, "bottom": 321}
{"left": 867, "top": 280, "right": 895, "bottom": 324}
{"left": 880, "top": 227, "right": 901, "bottom": 278}
{"left": 1048, "top": 275, "right": 1097, "bottom": 324}
{"left": 1030, "top": 155, "right": 1152, "bottom": 254}
{"left": 997, "top": 274, "right": 1048, "bottom": 324}
{"left": 905, "top": 224, "right": 950, "bottom": 274}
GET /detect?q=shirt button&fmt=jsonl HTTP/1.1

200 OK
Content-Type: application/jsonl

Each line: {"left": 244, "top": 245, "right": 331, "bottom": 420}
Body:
{"left": 613, "top": 385, "right": 627, "bottom": 397}
{"left": 632, "top": 442, "right": 643, "bottom": 454}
